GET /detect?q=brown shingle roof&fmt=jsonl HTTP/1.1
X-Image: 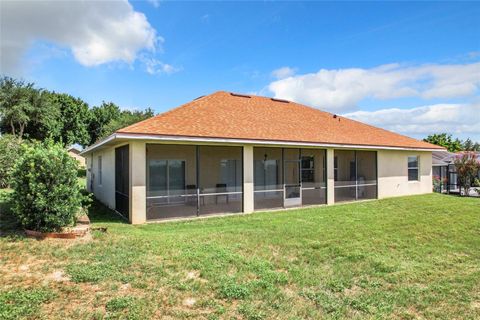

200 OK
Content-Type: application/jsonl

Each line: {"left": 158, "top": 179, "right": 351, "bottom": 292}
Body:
{"left": 117, "top": 91, "right": 443, "bottom": 150}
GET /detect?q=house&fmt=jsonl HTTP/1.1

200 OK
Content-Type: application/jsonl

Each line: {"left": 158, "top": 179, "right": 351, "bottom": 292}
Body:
{"left": 432, "top": 150, "right": 480, "bottom": 194}
{"left": 68, "top": 146, "right": 86, "bottom": 168}
{"left": 81, "top": 91, "right": 443, "bottom": 224}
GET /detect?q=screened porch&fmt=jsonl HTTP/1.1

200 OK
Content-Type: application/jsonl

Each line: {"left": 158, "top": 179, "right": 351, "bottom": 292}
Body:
{"left": 145, "top": 144, "right": 243, "bottom": 221}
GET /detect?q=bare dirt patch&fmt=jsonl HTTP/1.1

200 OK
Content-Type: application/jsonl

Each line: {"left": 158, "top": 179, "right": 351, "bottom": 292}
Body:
{"left": 43, "top": 270, "right": 70, "bottom": 283}
{"left": 182, "top": 297, "right": 197, "bottom": 307}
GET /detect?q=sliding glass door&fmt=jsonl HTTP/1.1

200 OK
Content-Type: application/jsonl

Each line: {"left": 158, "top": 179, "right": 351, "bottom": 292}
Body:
{"left": 148, "top": 160, "right": 186, "bottom": 203}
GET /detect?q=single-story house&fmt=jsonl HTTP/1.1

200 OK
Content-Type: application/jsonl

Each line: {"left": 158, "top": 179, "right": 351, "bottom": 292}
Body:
{"left": 432, "top": 150, "right": 480, "bottom": 194}
{"left": 81, "top": 91, "right": 443, "bottom": 224}
{"left": 68, "top": 146, "right": 86, "bottom": 168}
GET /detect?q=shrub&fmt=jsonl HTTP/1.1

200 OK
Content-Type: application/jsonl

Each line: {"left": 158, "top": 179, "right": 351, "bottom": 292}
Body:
{"left": 453, "top": 152, "right": 480, "bottom": 196}
{"left": 10, "top": 141, "right": 88, "bottom": 232}
{"left": 0, "top": 135, "right": 24, "bottom": 188}
{"left": 77, "top": 168, "right": 86, "bottom": 177}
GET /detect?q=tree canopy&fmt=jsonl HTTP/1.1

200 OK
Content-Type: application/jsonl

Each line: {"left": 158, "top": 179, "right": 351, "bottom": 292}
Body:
{"left": 423, "top": 133, "right": 479, "bottom": 152}
{"left": 0, "top": 77, "right": 155, "bottom": 147}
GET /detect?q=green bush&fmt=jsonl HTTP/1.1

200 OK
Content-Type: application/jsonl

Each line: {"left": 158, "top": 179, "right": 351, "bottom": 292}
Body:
{"left": 0, "top": 135, "right": 24, "bottom": 188}
{"left": 77, "top": 168, "right": 86, "bottom": 177}
{"left": 10, "top": 141, "right": 89, "bottom": 232}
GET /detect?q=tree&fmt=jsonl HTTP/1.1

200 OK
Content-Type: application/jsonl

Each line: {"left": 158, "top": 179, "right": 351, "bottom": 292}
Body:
{"left": 453, "top": 152, "right": 480, "bottom": 196}
{"left": 46, "top": 92, "right": 91, "bottom": 146}
{"left": 87, "top": 102, "right": 154, "bottom": 144}
{"left": 98, "top": 108, "right": 154, "bottom": 140}
{"left": 463, "top": 138, "right": 480, "bottom": 151}
{"left": 0, "top": 77, "right": 38, "bottom": 139}
{"left": 23, "top": 90, "right": 62, "bottom": 142}
{"left": 87, "top": 102, "right": 121, "bottom": 145}
{"left": 423, "top": 133, "right": 463, "bottom": 152}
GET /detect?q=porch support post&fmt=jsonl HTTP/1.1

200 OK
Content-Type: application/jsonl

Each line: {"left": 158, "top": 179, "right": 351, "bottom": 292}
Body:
{"left": 129, "top": 141, "right": 146, "bottom": 224}
{"left": 326, "top": 148, "right": 335, "bottom": 205}
{"left": 243, "top": 145, "right": 254, "bottom": 213}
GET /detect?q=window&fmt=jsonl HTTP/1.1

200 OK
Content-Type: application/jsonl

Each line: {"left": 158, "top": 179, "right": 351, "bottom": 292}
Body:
{"left": 301, "top": 156, "right": 314, "bottom": 183}
{"left": 408, "top": 156, "right": 419, "bottom": 181}
{"left": 98, "top": 156, "right": 102, "bottom": 186}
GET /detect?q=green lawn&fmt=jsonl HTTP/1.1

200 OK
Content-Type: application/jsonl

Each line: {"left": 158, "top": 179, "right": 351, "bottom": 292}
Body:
{"left": 1, "top": 193, "right": 479, "bottom": 319}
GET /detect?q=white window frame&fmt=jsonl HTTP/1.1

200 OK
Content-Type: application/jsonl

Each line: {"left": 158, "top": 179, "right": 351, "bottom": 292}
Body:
{"left": 408, "top": 155, "right": 419, "bottom": 182}
{"left": 98, "top": 156, "right": 103, "bottom": 186}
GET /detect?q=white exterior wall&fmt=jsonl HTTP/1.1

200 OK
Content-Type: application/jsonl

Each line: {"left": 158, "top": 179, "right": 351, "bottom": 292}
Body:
{"left": 86, "top": 147, "right": 115, "bottom": 209}
{"left": 377, "top": 150, "right": 432, "bottom": 198}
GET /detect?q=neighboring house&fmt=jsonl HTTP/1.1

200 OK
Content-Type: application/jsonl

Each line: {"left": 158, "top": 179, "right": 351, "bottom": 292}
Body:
{"left": 432, "top": 150, "right": 480, "bottom": 194}
{"left": 81, "top": 91, "right": 443, "bottom": 224}
{"left": 68, "top": 146, "right": 86, "bottom": 168}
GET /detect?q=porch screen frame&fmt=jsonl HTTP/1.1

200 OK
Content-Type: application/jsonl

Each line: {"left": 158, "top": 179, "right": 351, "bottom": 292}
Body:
{"left": 115, "top": 144, "right": 130, "bottom": 218}
{"left": 333, "top": 150, "right": 378, "bottom": 202}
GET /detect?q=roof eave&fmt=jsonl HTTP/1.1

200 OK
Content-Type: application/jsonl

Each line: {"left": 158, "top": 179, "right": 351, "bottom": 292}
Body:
{"left": 80, "top": 133, "right": 117, "bottom": 156}
{"left": 81, "top": 132, "right": 444, "bottom": 154}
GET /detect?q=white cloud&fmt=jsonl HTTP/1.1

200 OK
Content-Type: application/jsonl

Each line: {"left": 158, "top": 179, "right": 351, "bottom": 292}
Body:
{"left": 201, "top": 14, "right": 210, "bottom": 23}
{"left": 268, "top": 62, "right": 480, "bottom": 111}
{"left": 271, "top": 66, "right": 296, "bottom": 79}
{"left": 343, "top": 102, "right": 480, "bottom": 138}
{"left": 142, "top": 57, "right": 180, "bottom": 75}
{"left": 147, "top": 0, "right": 161, "bottom": 8}
{"left": 0, "top": 0, "right": 159, "bottom": 74}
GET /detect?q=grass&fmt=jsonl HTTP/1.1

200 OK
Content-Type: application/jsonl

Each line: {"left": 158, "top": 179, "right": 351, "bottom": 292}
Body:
{"left": 0, "top": 191, "right": 479, "bottom": 319}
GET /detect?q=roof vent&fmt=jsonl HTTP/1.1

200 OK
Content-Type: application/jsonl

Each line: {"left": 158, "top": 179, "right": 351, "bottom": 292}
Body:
{"left": 270, "top": 98, "right": 289, "bottom": 103}
{"left": 230, "top": 93, "right": 251, "bottom": 98}
{"left": 194, "top": 95, "right": 205, "bottom": 100}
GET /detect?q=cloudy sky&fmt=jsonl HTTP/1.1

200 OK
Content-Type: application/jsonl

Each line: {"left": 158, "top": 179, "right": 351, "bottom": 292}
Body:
{"left": 1, "top": 1, "right": 479, "bottom": 141}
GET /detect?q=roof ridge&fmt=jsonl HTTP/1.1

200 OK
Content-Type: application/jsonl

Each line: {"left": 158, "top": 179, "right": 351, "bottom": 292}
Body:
{"left": 117, "top": 91, "right": 225, "bottom": 133}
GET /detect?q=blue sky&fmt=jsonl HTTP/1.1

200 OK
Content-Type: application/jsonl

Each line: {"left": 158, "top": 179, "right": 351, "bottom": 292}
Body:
{"left": 1, "top": 1, "right": 479, "bottom": 141}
